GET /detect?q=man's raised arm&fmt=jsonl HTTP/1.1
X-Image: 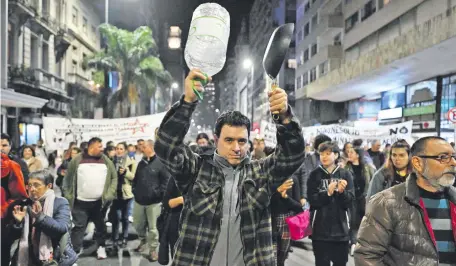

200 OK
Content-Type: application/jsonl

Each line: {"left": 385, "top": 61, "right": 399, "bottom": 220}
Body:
{"left": 154, "top": 69, "right": 210, "bottom": 194}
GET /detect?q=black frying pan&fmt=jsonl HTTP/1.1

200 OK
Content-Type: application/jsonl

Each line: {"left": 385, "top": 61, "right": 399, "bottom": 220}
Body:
{"left": 263, "top": 23, "right": 295, "bottom": 120}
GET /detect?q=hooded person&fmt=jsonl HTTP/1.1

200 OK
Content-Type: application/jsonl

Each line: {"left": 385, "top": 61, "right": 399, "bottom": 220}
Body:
{"left": 1, "top": 152, "right": 28, "bottom": 265}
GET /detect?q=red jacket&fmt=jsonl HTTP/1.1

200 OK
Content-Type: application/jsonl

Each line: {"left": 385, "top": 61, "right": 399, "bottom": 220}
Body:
{"left": 1, "top": 153, "right": 28, "bottom": 218}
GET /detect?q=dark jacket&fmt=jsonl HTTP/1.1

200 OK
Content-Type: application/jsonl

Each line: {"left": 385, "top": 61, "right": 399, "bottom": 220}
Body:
{"left": 10, "top": 197, "right": 78, "bottom": 266}
{"left": 367, "top": 149, "right": 385, "bottom": 170}
{"left": 355, "top": 174, "right": 456, "bottom": 266}
{"left": 154, "top": 97, "right": 305, "bottom": 266}
{"left": 344, "top": 163, "right": 375, "bottom": 199}
{"left": 132, "top": 155, "right": 170, "bottom": 205}
{"left": 307, "top": 165, "right": 355, "bottom": 242}
{"left": 270, "top": 175, "right": 303, "bottom": 215}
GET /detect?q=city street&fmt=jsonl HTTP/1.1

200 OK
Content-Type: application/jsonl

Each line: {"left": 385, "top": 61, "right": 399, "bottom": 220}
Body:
{"left": 77, "top": 229, "right": 355, "bottom": 266}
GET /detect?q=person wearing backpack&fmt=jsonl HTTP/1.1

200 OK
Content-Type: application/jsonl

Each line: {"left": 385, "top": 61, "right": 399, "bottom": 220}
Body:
{"left": 132, "top": 139, "right": 171, "bottom": 262}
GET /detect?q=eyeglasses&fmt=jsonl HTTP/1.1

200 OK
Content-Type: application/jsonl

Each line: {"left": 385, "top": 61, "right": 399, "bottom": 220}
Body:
{"left": 27, "top": 183, "right": 44, "bottom": 189}
{"left": 418, "top": 154, "right": 456, "bottom": 164}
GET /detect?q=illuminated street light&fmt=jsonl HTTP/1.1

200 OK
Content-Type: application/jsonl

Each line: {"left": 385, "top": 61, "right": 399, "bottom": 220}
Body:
{"left": 172, "top": 82, "right": 179, "bottom": 89}
{"left": 243, "top": 58, "right": 252, "bottom": 69}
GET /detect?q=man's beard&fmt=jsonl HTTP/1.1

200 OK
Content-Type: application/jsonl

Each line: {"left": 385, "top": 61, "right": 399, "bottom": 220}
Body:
{"left": 422, "top": 164, "right": 456, "bottom": 191}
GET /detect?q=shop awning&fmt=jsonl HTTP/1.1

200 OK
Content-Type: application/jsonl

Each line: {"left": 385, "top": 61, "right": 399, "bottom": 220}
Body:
{"left": 1, "top": 89, "right": 49, "bottom": 108}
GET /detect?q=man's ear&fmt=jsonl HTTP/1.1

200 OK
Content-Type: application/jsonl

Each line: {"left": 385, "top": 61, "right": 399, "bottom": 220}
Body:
{"left": 214, "top": 135, "right": 219, "bottom": 144}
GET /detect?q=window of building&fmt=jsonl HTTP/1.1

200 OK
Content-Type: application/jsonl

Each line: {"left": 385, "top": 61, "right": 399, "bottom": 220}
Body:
{"left": 288, "top": 59, "right": 297, "bottom": 69}
{"left": 334, "top": 33, "right": 342, "bottom": 45}
{"left": 361, "top": 0, "right": 376, "bottom": 21}
{"left": 344, "top": 0, "right": 352, "bottom": 5}
{"left": 345, "top": 11, "right": 358, "bottom": 32}
{"left": 304, "top": 1, "right": 310, "bottom": 13}
{"left": 296, "top": 75, "right": 302, "bottom": 89}
{"left": 304, "top": 23, "right": 310, "bottom": 37}
{"left": 31, "top": 35, "right": 39, "bottom": 69}
{"left": 441, "top": 75, "right": 456, "bottom": 132}
{"left": 304, "top": 48, "right": 309, "bottom": 62}
{"left": 319, "top": 61, "right": 328, "bottom": 76}
{"left": 302, "top": 72, "right": 309, "bottom": 87}
{"left": 310, "top": 68, "right": 317, "bottom": 82}
{"left": 42, "top": 41, "right": 49, "bottom": 71}
{"left": 379, "top": 0, "right": 392, "bottom": 9}
{"left": 83, "top": 17, "right": 87, "bottom": 33}
{"left": 41, "top": 0, "right": 49, "bottom": 15}
{"left": 7, "top": 23, "right": 13, "bottom": 65}
{"left": 72, "top": 6, "right": 78, "bottom": 26}
{"left": 311, "top": 14, "right": 318, "bottom": 31}
{"left": 91, "top": 25, "right": 96, "bottom": 40}
{"left": 311, "top": 43, "right": 317, "bottom": 57}
{"left": 82, "top": 53, "right": 87, "bottom": 71}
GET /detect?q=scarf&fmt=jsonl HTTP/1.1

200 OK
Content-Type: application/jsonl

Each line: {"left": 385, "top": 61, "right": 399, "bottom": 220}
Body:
{"left": 18, "top": 189, "right": 56, "bottom": 265}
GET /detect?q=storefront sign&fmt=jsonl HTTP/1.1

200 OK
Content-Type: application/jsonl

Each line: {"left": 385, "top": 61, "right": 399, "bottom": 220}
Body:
{"left": 403, "top": 104, "right": 436, "bottom": 117}
{"left": 302, "top": 121, "right": 413, "bottom": 147}
{"left": 377, "top": 107, "right": 403, "bottom": 120}
{"left": 42, "top": 112, "right": 166, "bottom": 151}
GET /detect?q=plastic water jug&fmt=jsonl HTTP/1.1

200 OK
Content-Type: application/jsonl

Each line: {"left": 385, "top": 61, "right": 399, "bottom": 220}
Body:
{"left": 184, "top": 3, "right": 230, "bottom": 77}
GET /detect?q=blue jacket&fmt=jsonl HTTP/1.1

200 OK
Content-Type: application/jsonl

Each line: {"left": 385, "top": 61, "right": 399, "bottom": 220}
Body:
{"left": 10, "top": 197, "right": 78, "bottom": 266}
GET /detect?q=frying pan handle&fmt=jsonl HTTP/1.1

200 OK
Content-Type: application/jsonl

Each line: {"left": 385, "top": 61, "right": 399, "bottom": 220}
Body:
{"left": 271, "top": 82, "right": 280, "bottom": 121}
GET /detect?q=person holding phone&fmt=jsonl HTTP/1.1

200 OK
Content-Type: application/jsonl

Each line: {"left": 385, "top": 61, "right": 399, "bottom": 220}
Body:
{"left": 307, "top": 141, "right": 355, "bottom": 266}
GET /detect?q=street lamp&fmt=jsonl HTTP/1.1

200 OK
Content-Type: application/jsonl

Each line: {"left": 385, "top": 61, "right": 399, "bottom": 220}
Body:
{"left": 171, "top": 82, "right": 178, "bottom": 89}
{"left": 243, "top": 58, "right": 252, "bottom": 69}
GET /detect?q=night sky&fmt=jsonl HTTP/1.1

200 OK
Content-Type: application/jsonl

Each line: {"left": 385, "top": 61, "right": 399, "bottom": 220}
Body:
{"left": 94, "top": 0, "right": 255, "bottom": 57}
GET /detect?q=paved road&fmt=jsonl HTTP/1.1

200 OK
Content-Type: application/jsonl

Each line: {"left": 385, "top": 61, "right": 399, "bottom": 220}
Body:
{"left": 77, "top": 235, "right": 355, "bottom": 266}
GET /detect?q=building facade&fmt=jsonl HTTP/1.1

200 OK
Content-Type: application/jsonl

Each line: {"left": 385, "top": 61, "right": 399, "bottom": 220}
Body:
{"left": 295, "top": 0, "right": 456, "bottom": 140}
{"left": 1, "top": 0, "right": 102, "bottom": 146}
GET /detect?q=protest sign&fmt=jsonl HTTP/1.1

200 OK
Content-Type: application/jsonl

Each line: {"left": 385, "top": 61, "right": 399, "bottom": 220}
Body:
{"left": 42, "top": 112, "right": 166, "bottom": 151}
{"left": 302, "top": 121, "right": 413, "bottom": 147}
{"left": 260, "top": 120, "right": 277, "bottom": 147}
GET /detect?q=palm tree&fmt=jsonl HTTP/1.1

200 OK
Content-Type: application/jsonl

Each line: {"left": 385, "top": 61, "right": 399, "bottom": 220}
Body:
{"left": 88, "top": 24, "right": 172, "bottom": 117}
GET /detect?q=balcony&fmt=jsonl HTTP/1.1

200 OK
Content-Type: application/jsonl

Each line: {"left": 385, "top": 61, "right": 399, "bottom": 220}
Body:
{"left": 8, "top": 0, "right": 37, "bottom": 27}
{"left": 301, "top": 44, "right": 343, "bottom": 71}
{"left": 34, "top": 68, "right": 66, "bottom": 95}
{"left": 55, "top": 25, "right": 72, "bottom": 63}
{"left": 8, "top": 65, "right": 68, "bottom": 98}
{"left": 68, "top": 73, "right": 99, "bottom": 94}
{"left": 304, "top": 7, "right": 456, "bottom": 102}
{"left": 29, "top": 12, "right": 58, "bottom": 39}
{"left": 319, "top": 14, "right": 344, "bottom": 36}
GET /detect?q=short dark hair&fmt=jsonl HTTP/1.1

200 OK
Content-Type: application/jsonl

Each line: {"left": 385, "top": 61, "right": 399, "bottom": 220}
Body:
{"left": 1, "top": 133, "right": 11, "bottom": 145}
{"left": 21, "top": 145, "right": 36, "bottom": 157}
{"left": 29, "top": 170, "right": 54, "bottom": 186}
{"left": 128, "top": 144, "right": 135, "bottom": 148}
{"left": 318, "top": 141, "right": 340, "bottom": 155}
{"left": 214, "top": 111, "right": 250, "bottom": 137}
{"left": 313, "top": 134, "right": 332, "bottom": 150}
{"left": 196, "top": 133, "right": 210, "bottom": 142}
{"left": 88, "top": 137, "right": 102, "bottom": 147}
{"left": 352, "top": 139, "right": 363, "bottom": 148}
{"left": 80, "top": 141, "right": 88, "bottom": 151}
{"left": 137, "top": 139, "right": 145, "bottom": 143}
{"left": 72, "top": 147, "right": 81, "bottom": 154}
{"left": 411, "top": 136, "right": 446, "bottom": 157}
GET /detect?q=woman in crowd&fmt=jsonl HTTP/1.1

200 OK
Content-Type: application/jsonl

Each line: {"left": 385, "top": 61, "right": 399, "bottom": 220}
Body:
{"left": 111, "top": 142, "right": 137, "bottom": 249}
{"left": 339, "top": 142, "right": 353, "bottom": 168}
{"left": 344, "top": 147, "right": 375, "bottom": 255}
{"left": 366, "top": 139, "right": 412, "bottom": 200}
{"left": 271, "top": 177, "right": 303, "bottom": 266}
{"left": 22, "top": 145, "right": 43, "bottom": 172}
{"left": 9, "top": 170, "right": 78, "bottom": 266}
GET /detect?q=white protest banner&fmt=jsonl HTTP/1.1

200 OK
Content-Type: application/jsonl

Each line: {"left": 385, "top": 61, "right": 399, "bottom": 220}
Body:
{"left": 260, "top": 120, "right": 277, "bottom": 147}
{"left": 42, "top": 112, "right": 166, "bottom": 151}
{"left": 302, "top": 121, "right": 413, "bottom": 148}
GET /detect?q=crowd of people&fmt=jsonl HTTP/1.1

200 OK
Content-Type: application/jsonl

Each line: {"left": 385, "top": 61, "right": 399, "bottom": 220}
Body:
{"left": 0, "top": 68, "right": 455, "bottom": 266}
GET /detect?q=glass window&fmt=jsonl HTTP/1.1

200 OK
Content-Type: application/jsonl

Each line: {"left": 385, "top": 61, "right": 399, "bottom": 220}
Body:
{"left": 310, "top": 68, "right": 317, "bottom": 82}
{"left": 381, "top": 87, "right": 406, "bottom": 109}
{"left": 91, "top": 25, "right": 96, "bottom": 40}
{"left": 311, "top": 43, "right": 318, "bottom": 56}
{"left": 406, "top": 79, "right": 437, "bottom": 106}
{"left": 304, "top": 23, "right": 310, "bottom": 37}
{"left": 296, "top": 76, "right": 302, "bottom": 89}
{"left": 304, "top": 1, "right": 310, "bottom": 13}
{"left": 345, "top": 11, "right": 358, "bottom": 32}
{"left": 361, "top": 0, "right": 376, "bottom": 21}
{"left": 303, "top": 72, "right": 309, "bottom": 86}
{"left": 319, "top": 61, "right": 328, "bottom": 77}
{"left": 311, "top": 14, "right": 318, "bottom": 31}
{"left": 304, "top": 49, "right": 309, "bottom": 62}
{"left": 83, "top": 17, "right": 87, "bottom": 33}
{"left": 72, "top": 6, "right": 78, "bottom": 25}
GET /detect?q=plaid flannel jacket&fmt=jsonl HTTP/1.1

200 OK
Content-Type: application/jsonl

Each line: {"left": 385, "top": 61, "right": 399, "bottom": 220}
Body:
{"left": 155, "top": 97, "right": 305, "bottom": 266}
